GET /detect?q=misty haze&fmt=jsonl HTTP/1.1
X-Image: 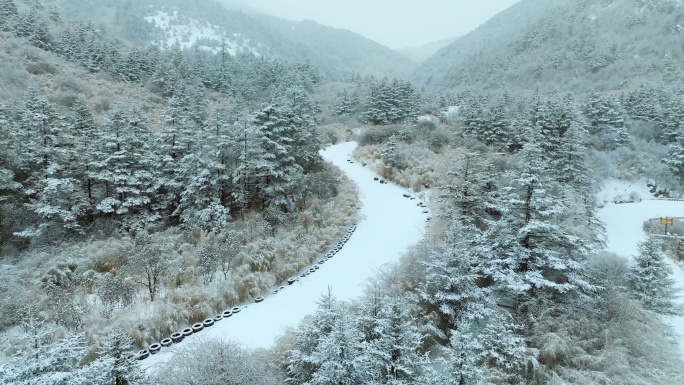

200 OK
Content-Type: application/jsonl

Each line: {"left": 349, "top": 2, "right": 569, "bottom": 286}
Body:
{"left": 1, "top": 0, "right": 684, "bottom": 384}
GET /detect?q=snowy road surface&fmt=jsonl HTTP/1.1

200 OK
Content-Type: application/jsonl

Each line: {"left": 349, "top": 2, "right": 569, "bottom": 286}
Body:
{"left": 142, "top": 142, "right": 428, "bottom": 369}
{"left": 598, "top": 200, "right": 684, "bottom": 357}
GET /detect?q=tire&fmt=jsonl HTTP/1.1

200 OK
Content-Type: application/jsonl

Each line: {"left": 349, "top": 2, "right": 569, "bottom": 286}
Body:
{"left": 255, "top": 296, "right": 264, "bottom": 303}
{"left": 181, "top": 328, "right": 193, "bottom": 337}
{"left": 137, "top": 349, "right": 150, "bottom": 360}
{"left": 203, "top": 318, "right": 215, "bottom": 327}
{"left": 231, "top": 306, "right": 241, "bottom": 313}
{"left": 192, "top": 323, "right": 204, "bottom": 333}
{"left": 287, "top": 277, "right": 296, "bottom": 285}
{"left": 213, "top": 314, "right": 223, "bottom": 322}
{"left": 160, "top": 338, "right": 173, "bottom": 347}
{"left": 171, "top": 332, "right": 184, "bottom": 343}
{"left": 222, "top": 310, "right": 233, "bottom": 318}
{"left": 149, "top": 343, "right": 161, "bottom": 354}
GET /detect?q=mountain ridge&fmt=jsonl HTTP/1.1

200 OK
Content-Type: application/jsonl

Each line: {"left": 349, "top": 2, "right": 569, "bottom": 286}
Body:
{"left": 38, "top": 0, "right": 416, "bottom": 80}
{"left": 412, "top": 0, "right": 684, "bottom": 92}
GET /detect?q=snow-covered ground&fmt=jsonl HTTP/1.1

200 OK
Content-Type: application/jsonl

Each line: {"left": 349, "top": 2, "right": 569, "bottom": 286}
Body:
{"left": 595, "top": 178, "right": 653, "bottom": 206}
{"left": 142, "top": 142, "right": 428, "bottom": 370}
{"left": 598, "top": 196, "right": 684, "bottom": 357}
{"left": 144, "top": 10, "right": 261, "bottom": 55}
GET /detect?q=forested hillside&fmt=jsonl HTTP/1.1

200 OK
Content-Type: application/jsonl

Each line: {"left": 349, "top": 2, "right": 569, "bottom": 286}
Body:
{"left": 36, "top": 0, "right": 416, "bottom": 79}
{"left": 414, "top": 0, "right": 684, "bottom": 92}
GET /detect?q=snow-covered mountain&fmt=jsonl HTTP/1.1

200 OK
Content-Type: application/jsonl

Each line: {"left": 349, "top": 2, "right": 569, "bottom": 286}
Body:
{"left": 40, "top": 0, "right": 416, "bottom": 79}
{"left": 413, "top": 0, "right": 684, "bottom": 92}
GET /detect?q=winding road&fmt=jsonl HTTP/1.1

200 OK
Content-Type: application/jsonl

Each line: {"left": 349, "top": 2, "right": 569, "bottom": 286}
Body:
{"left": 142, "top": 142, "right": 428, "bottom": 369}
{"left": 142, "top": 143, "right": 684, "bottom": 371}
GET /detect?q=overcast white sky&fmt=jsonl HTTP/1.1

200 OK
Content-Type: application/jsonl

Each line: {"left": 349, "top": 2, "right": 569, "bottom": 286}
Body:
{"left": 245, "top": 0, "right": 520, "bottom": 49}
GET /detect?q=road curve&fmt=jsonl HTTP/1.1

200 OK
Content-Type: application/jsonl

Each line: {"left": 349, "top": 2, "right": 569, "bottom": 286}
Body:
{"left": 142, "top": 141, "right": 428, "bottom": 369}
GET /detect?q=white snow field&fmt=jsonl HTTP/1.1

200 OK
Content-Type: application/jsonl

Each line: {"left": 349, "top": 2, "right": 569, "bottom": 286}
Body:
{"left": 142, "top": 142, "right": 428, "bottom": 370}
{"left": 598, "top": 199, "right": 684, "bottom": 357}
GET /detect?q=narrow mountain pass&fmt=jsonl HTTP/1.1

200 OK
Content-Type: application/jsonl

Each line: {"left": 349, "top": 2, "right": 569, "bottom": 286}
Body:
{"left": 142, "top": 141, "right": 428, "bottom": 369}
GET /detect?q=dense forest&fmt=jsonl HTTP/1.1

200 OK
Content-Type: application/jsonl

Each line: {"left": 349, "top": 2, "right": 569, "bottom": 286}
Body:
{"left": 2, "top": 0, "right": 684, "bottom": 384}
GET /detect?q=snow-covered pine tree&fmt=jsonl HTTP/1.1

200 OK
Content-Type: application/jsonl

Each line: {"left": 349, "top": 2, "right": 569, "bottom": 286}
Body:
{"left": 91, "top": 106, "right": 158, "bottom": 227}
{"left": 381, "top": 134, "right": 400, "bottom": 171}
{"left": 68, "top": 98, "right": 99, "bottom": 214}
{"left": 664, "top": 122, "right": 684, "bottom": 180}
{"left": 440, "top": 151, "right": 498, "bottom": 228}
{"left": 363, "top": 77, "right": 392, "bottom": 125}
{"left": 659, "top": 94, "right": 684, "bottom": 144}
{"left": 306, "top": 310, "right": 363, "bottom": 385}
{"left": 476, "top": 127, "right": 593, "bottom": 305}
{"left": 438, "top": 322, "right": 482, "bottom": 385}
{"left": 99, "top": 328, "right": 146, "bottom": 385}
{"left": 17, "top": 90, "right": 64, "bottom": 177}
{"left": 13, "top": 11, "right": 52, "bottom": 51}
{"left": 155, "top": 85, "right": 201, "bottom": 218}
{"left": 14, "top": 92, "right": 91, "bottom": 236}
{"left": 386, "top": 79, "right": 406, "bottom": 123}
{"left": 173, "top": 124, "right": 230, "bottom": 231}
{"left": 0, "top": 0, "right": 17, "bottom": 31}
{"left": 420, "top": 221, "right": 494, "bottom": 338}
{"left": 0, "top": 316, "right": 113, "bottom": 385}
{"left": 335, "top": 90, "right": 353, "bottom": 116}
{"left": 58, "top": 27, "right": 79, "bottom": 60}
{"left": 278, "top": 87, "right": 322, "bottom": 171}
{"left": 357, "top": 294, "right": 432, "bottom": 384}
{"left": 288, "top": 290, "right": 343, "bottom": 384}
{"left": 23, "top": 172, "right": 89, "bottom": 235}
{"left": 628, "top": 236, "right": 681, "bottom": 316}
{"left": 556, "top": 120, "right": 605, "bottom": 248}
{"left": 241, "top": 104, "right": 305, "bottom": 214}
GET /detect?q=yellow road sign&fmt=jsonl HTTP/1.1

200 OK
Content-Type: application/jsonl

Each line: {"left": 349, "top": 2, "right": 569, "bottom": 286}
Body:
{"left": 660, "top": 218, "right": 674, "bottom": 225}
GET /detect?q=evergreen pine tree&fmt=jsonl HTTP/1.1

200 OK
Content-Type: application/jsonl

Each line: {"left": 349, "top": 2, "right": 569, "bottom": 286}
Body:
{"left": 0, "top": 316, "right": 113, "bottom": 384}
{"left": 174, "top": 150, "right": 230, "bottom": 231}
{"left": 99, "top": 329, "right": 146, "bottom": 385}
{"left": 381, "top": 134, "right": 400, "bottom": 171}
{"left": 664, "top": 122, "right": 684, "bottom": 180}
{"left": 358, "top": 295, "right": 432, "bottom": 384}
{"left": 13, "top": 11, "right": 52, "bottom": 51}
{"left": 628, "top": 236, "right": 681, "bottom": 316}
{"left": 307, "top": 311, "right": 363, "bottom": 385}
{"left": 476, "top": 127, "right": 593, "bottom": 302}
{"left": 420, "top": 222, "right": 494, "bottom": 337}
{"left": 288, "top": 290, "right": 342, "bottom": 384}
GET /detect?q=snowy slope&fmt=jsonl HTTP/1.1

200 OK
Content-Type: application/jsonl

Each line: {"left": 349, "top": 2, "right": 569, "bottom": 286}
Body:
{"left": 142, "top": 142, "right": 428, "bottom": 370}
{"left": 144, "top": 10, "right": 261, "bottom": 55}
{"left": 598, "top": 200, "right": 684, "bottom": 357}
